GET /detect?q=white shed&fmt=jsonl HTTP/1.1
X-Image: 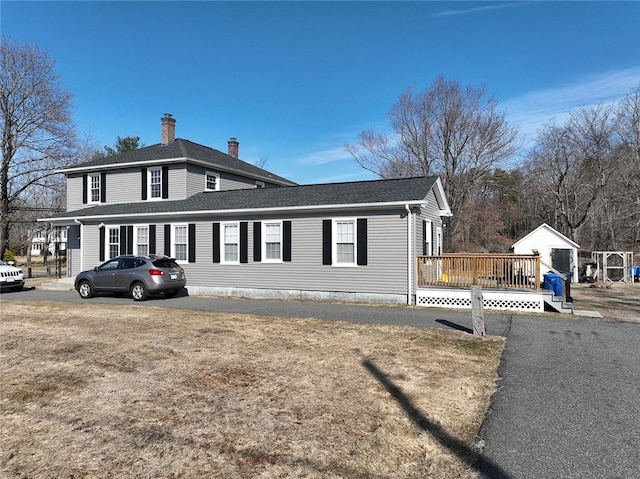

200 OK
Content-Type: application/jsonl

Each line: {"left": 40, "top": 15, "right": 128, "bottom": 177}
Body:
{"left": 512, "top": 223, "right": 580, "bottom": 283}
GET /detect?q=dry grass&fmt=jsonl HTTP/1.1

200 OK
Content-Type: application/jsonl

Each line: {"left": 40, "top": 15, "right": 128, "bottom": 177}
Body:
{"left": 0, "top": 301, "right": 504, "bottom": 478}
{"left": 571, "top": 282, "right": 640, "bottom": 322}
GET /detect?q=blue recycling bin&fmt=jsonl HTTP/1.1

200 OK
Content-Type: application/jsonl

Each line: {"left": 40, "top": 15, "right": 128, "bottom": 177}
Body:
{"left": 543, "top": 273, "right": 563, "bottom": 297}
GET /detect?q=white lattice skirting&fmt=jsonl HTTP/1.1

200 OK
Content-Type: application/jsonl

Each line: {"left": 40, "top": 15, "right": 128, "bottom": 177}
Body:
{"left": 416, "top": 288, "right": 544, "bottom": 313}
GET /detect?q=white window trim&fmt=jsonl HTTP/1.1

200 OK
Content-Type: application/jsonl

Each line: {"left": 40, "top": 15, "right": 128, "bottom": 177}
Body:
{"left": 424, "top": 220, "right": 432, "bottom": 256}
{"left": 221, "top": 221, "right": 240, "bottom": 265}
{"left": 435, "top": 226, "right": 443, "bottom": 256}
{"left": 332, "top": 218, "right": 357, "bottom": 267}
{"left": 147, "top": 167, "right": 163, "bottom": 201}
{"left": 262, "top": 221, "right": 283, "bottom": 263}
{"left": 133, "top": 225, "right": 150, "bottom": 257}
{"left": 106, "top": 225, "right": 120, "bottom": 260}
{"left": 205, "top": 171, "right": 220, "bottom": 192}
{"left": 171, "top": 224, "right": 189, "bottom": 264}
{"left": 88, "top": 172, "right": 101, "bottom": 204}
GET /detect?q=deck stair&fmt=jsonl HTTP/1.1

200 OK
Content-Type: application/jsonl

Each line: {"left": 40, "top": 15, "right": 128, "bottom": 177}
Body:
{"left": 542, "top": 289, "right": 574, "bottom": 314}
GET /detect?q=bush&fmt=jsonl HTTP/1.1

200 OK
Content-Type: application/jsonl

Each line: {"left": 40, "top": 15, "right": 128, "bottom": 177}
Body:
{"left": 3, "top": 249, "right": 16, "bottom": 263}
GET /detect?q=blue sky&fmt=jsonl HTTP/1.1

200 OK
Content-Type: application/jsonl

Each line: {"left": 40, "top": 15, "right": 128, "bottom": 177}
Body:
{"left": 2, "top": 1, "right": 639, "bottom": 185}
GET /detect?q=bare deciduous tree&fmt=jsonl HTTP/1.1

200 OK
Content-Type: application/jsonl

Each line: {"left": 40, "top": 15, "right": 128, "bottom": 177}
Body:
{"left": 523, "top": 104, "right": 623, "bottom": 249}
{"left": 1, "top": 39, "right": 77, "bottom": 257}
{"left": 346, "top": 75, "right": 519, "bottom": 251}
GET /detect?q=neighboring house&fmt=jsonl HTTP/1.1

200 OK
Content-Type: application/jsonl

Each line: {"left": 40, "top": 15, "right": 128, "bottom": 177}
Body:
{"left": 43, "top": 114, "right": 452, "bottom": 304}
{"left": 31, "top": 228, "right": 67, "bottom": 256}
{"left": 512, "top": 223, "right": 579, "bottom": 283}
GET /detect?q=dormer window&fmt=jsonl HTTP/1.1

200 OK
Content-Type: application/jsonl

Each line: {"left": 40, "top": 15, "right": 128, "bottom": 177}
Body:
{"left": 205, "top": 171, "right": 220, "bottom": 191}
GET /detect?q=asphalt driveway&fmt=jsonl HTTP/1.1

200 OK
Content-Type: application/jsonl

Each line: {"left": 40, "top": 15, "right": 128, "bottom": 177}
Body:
{"left": 2, "top": 288, "right": 639, "bottom": 478}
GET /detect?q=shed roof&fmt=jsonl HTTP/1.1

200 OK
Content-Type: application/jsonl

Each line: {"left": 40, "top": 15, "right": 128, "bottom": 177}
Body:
{"left": 512, "top": 223, "right": 580, "bottom": 249}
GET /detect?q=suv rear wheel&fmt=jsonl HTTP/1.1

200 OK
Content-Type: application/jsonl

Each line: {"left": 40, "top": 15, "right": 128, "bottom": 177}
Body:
{"left": 130, "top": 282, "right": 148, "bottom": 301}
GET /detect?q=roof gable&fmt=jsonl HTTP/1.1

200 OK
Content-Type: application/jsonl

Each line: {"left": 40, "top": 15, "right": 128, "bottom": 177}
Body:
{"left": 512, "top": 223, "right": 580, "bottom": 249}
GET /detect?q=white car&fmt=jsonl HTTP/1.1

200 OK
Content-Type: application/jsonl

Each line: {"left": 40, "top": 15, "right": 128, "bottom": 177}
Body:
{"left": 0, "top": 260, "right": 25, "bottom": 292}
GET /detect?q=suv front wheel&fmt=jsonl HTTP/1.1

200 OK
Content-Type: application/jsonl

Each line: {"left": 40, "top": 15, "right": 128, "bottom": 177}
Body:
{"left": 130, "top": 282, "right": 148, "bottom": 301}
{"left": 78, "top": 280, "right": 94, "bottom": 299}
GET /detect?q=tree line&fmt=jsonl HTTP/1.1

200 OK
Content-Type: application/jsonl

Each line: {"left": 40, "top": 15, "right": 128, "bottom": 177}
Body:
{"left": 2, "top": 39, "right": 639, "bottom": 262}
{"left": 347, "top": 75, "right": 640, "bottom": 255}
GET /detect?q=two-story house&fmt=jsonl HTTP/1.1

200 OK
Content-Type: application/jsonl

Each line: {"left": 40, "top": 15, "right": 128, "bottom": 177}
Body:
{"left": 44, "top": 114, "right": 452, "bottom": 304}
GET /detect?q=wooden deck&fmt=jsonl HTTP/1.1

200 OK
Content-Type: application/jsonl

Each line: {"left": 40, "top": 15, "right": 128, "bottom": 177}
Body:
{"left": 416, "top": 254, "right": 541, "bottom": 291}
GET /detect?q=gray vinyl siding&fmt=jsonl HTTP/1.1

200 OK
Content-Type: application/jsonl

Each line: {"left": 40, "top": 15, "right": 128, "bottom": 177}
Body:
{"left": 81, "top": 222, "right": 102, "bottom": 271}
{"left": 78, "top": 210, "right": 411, "bottom": 295}
{"left": 105, "top": 169, "right": 144, "bottom": 204}
{"left": 66, "top": 174, "right": 85, "bottom": 212}
{"left": 176, "top": 209, "right": 410, "bottom": 296}
{"left": 415, "top": 189, "right": 443, "bottom": 255}
{"left": 185, "top": 164, "right": 264, "bottom": 194}
{"left": 168, "top": 166, "right": 187, "bottom": 200}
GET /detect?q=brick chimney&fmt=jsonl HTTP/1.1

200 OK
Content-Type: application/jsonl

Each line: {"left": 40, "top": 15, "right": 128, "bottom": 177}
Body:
{"left": 161, "top": 113, "right": 176, "bottom": 145}
{"left": 228, "top": 137, "right": 239, "bottom": 158}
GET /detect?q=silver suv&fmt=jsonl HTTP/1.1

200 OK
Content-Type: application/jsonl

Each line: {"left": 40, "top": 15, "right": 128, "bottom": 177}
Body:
{"left": 74, "top": 255, "right": 186, "bottom": 301}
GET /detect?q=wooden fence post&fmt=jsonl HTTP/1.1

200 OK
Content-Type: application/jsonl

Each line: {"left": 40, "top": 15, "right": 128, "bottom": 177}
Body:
{"left": 471, "top": 285, "right": 486, "bottom": 337}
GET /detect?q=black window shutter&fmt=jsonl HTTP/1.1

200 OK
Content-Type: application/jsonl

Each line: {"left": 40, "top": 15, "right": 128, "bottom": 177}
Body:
{"left": 212, "top": 223, "right": 220, "bottom": 263}
{"left": 188, "top": 223, "right": 196, "bottom": 263}
{"left": 99, "top": 226, "right": 105, "bottom": 261}
{"left": 100, "top": 172, "right": 107, "bottom": 203}
{"left": 120, "top": 226, "right": 127, "bottom": 255}
{"left": 322, "top": 219, "right": 332, "bottom": 265}
{"left": 253, "top": 222, "right": 262, "bottom": 262}
{"left": 283, "top": 220, "right": 292, "bottom": 262}
{"left": 127, "top": 226, "right": 133, "bottom": 254}
{"left": 240, "top": 222, "right": 248, "bottom": 264}
{"left": 162, "top": 166, "right": 169, "bottom": 199}
{"left": 422, "top": 221, "right": 427, "bottom": 255}
{"left": 357, "top": 218, "right": 368, "bottom": 266}
{"left": 149, "top": 225, "right": 156, "bottom": 255}
{"left": 164, "top": 224, "right": 171, "bottom": 256}
{"left": 141, "top": 168, "right": 147, "bottom": 200}
{"left": 82, "top": 174, "right": 88, "bottom": 204}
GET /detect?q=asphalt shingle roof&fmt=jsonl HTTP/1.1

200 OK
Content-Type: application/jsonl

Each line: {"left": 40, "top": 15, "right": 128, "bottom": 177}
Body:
{"left": 52, "top": 176, "right": 440, "bottom": 220}
{"left": 64, "top": 138, "right": 296, "bottom": 186}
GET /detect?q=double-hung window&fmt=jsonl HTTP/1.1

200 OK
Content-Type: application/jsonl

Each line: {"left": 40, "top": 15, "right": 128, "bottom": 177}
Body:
{"left": 222, "top": 222, "right": 239, "bottom": 263}
{"left": 263, "top": 222, "right": 282, "bottom": 262}
{"left": 334, "top": 219, "right": 356, "bottom": 265}
{"left": 173, "top": 225, "right": 188, "bottom": 262}
{"left": 205, "top": 171, "right": 220, "bottom": 191}
{"left": 135, "top": 226, "right": 149, "bottom": 257}
{"left": 149, "top": 167, "right": 162, "bottom": 199}
{"left": 89, "top": 173, "right": 101, "bottom": 203}
{"left": 107, "top": 227, "right": 120, "bottom": 259}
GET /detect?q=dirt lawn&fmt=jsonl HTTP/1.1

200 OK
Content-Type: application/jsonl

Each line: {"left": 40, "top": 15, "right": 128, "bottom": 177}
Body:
{"left": 570, "top": 282, "right": 640, "bottom": 322}
{"left": 0, "top": 301, "right": 504, "bottom": 479}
